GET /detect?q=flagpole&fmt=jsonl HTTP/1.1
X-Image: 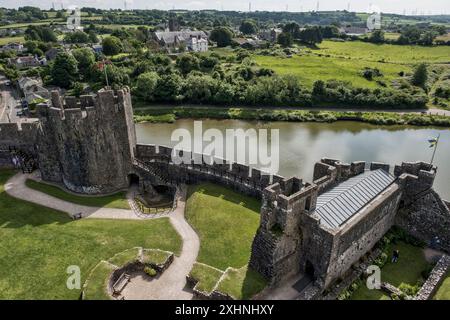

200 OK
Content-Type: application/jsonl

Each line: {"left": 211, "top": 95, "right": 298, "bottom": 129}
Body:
{"left": 430, "top": 133, "right": 440, "bottom": 165}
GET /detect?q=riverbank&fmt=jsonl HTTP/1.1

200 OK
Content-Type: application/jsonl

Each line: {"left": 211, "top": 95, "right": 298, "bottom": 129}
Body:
{"left": 133, "top": 106, "right": 450, "bottom": 127}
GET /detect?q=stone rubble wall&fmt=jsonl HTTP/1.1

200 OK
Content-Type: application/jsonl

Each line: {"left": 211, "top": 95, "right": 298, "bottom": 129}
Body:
{"left": 415, "top": 255, "right": 450, "bottom": 300}
{"left": 395, "top": 189, "right": 450, "bottom": 253}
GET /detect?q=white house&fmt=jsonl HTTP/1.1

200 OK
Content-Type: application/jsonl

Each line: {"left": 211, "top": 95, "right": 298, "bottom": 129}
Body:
{"left": 187, "top": 37, "right": 208, "bottom": 52}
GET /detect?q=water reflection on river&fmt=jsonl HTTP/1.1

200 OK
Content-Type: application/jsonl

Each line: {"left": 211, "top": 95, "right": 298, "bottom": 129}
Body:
{"left": 136, "top": 120, "right": 450, "bottom": 200}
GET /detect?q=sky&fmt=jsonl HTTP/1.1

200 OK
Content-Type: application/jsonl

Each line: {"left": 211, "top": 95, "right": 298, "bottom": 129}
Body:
{"left": 2, "top": 0, "right": 450, "bottom": 15}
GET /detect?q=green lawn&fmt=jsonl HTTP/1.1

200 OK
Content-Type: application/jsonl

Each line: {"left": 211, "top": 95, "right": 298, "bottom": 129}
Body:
{"left": 350, "top": 241, "right": 430, "bottom": 300}
{"left": 0, "top": 170, "right": 182, "bottom": 299}
{"left": 108, "top": 248, "right": 140, "bottom": 268}
{"left": 83, "top": 261, "right": 116, "bottom": 300}
{"left": 185, "top": 182, "right": 261, "bottom": 270}
{"left": 254, "top": 40, "right": 450, "bottom": 89}
{"left": 25, "top": 179, "right": 130, "bottom": 209}
{"left": 185, "top": 183, "right": 266, "bottom": 299}
{"left": 142, "top": 249, "right": 172, "bottom": 265}
{"left": 189, "top": 262, "right": 224, "bottom": 294}
{"left": 350, "top": 286, "right": 391, "bottom": 300}
{"left": 381, "top": 241, "right": 429, "bottom": 287}
{"left": 434, "top": 273, "right": 450, "bottom": 300}
{"left": 0, "top": 36, "right": 25, "bottom": 45}
{"left": 216, "top": 266, "right": 267, "bottom": 300}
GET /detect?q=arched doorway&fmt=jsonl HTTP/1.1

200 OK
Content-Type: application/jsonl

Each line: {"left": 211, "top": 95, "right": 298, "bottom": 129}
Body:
{"left": 305, "top": 260, "right": 315, "bottom": 279}
{"left": 128, "top": 173, "right": 140, "bottom": 186}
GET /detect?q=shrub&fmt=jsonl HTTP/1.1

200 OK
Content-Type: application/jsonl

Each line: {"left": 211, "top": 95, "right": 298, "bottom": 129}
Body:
{"left": 144, "top": 267, "right": 157, "bottom": 277}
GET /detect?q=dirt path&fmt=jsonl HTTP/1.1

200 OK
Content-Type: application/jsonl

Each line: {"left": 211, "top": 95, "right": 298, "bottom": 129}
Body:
{"left": 121, "top": 185, "right": 200, "bottom": 300}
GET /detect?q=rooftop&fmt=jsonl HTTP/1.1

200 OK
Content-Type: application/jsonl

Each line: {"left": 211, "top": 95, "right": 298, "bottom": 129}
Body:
{"left": 315, "top": 169, "right": 396, "bottom": 229}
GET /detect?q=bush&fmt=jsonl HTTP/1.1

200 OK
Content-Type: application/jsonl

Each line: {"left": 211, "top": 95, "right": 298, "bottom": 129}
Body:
{"left": 144, "top": 267, "right": 157, "bottom": 277}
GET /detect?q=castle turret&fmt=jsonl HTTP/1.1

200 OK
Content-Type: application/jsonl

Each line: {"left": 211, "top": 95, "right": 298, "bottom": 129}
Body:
{"left": 36, "top": 87, "right": 136, "bottom": 194}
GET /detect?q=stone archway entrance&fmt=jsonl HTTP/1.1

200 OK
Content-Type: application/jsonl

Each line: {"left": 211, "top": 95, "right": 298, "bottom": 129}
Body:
{"left": 128, "top": 173, "right": 140, "bottom": 186}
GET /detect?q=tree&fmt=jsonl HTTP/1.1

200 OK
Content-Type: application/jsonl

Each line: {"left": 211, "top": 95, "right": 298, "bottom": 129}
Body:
{"left": 312, "top": 80, "right": 326, "bottom": 97}
{"left": 135, "top": 72, "right": 160, "bottom": 101}
{"left": 239, "top": 20, "right": 258, "bottom": 35}
{"left": 369, "top": 30, "right": 385, "bottom": 44}
{"left": 155, "top": 73, "right": 183, "bottom": 101}
{"left": 72, "top": 48, "right": 95, "bottom": 77}
{"left": 51, "top": 52, "right": 79, "bottom": 88}
{"left": 210, "top": 27, "right": 233, "bottom": 47}
{"left": 411, "top": 63, "right": 428, "bottom": 88}
{"left": 102, "top": 36, "right": 123, "bottom": 56}
{"left": 419, "top": 31, "right": 437, "bottom": 46}
{"left": 277, "top": 32, "right": 293, "bottom": 48}
{"left": 283, "top": 22, "right": 300, "bottom": 38}
{"left": 64, "top": 31, "right": 90, "bottom": 44}
{"left": 176, "top": 54, "right": 200, "bottom": 75}
{"left": 88, "top": 31, "right": 99, "bottom": 43}
{"left": 298, "top": 27, "right": 323, "bottom": 45}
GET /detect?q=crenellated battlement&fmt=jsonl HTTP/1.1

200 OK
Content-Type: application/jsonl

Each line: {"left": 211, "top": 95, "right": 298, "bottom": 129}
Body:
{"left": 36, "top": 87, "right": 132, "bottom": 121}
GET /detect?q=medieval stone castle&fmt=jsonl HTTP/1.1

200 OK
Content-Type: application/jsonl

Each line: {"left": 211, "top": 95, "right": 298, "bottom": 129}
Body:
{"left": 1, "top": 87, "right": 449, "bottom": 296}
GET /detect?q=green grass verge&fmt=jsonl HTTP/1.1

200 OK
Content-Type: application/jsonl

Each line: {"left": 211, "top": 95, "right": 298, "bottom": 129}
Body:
{"left": 0, "top": 36, "right": 25, "bottom": 45}
{"left": 108, "top": 248, "right": 140, "bottom": 268}
{"left": 350, "top": 286, "right": 391, "bottom": 300}
{"left": 185, "top": 182, "right": 261, "bottom": 270}
{"left": 0, "top": 170, "right": 182, "bottom": 299}
{"left": 189, "top": 263, "right": 224, "bottom": 294}
{"left": 381, "top": 241, "right": 429, "bottom": 287}
{"left": 25, "top": 179, "right": 130, "bottom": 209}
{"left": 434, "top": 272, "right": 450, "bottom": 300}
{"left": 142, "top": 249, "right": 172, "bottom": 265}
{"left": 134, "top": 106, "right": 450, "bottom": 128}
{"left": 83, "top": 261, "right": 116, "bottom": 300}
{"left": 216, "top": 266, "right": 267, "bottom": 300}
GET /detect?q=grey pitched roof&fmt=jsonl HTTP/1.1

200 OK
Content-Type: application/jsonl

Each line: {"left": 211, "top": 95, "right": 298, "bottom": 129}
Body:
{"left": 154, "top": 30, "right": 207, "bottom": 44}
{"left": 315, "top": 169, "right": 396, "bottom": 229}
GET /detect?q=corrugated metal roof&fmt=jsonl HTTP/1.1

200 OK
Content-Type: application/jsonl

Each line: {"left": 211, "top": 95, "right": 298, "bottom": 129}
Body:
{"left": 315, "top": 169, "right": 396, "bottom": 229}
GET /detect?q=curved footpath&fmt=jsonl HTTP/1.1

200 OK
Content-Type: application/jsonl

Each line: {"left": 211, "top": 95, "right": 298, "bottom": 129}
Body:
{"left": 121, "top": 186, "right": 200, "bottom": 300}
{"left": 5, "top": 172, "right": 200, "bottom": 300}
{"left": 5, "top": 173, "right": 140, "bottom": 220}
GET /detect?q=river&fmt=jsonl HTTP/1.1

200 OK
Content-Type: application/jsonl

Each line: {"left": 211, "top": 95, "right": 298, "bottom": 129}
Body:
{"left": 136, "top": 120, "right": 450, "bottom": 200}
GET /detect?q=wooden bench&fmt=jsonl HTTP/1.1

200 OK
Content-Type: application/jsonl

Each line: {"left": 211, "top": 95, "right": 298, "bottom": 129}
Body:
{"left": 113, "top": 273, "right": 130, "bottom": 294}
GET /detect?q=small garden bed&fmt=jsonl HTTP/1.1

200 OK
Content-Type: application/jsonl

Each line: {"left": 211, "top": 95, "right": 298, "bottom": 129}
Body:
{"left": 82, "top": 247, "right": 174, "bottom": 300}
{"left": 188, "top": 262, "right": 224, "bottom": 294}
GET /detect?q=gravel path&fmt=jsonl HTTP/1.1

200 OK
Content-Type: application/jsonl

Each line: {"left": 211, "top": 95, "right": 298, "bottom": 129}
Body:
{"left": 121, "top": 185, "right": 200, "bottom": 300}
{"left": 4, "top": 173, "right": 140, "bottom": 220}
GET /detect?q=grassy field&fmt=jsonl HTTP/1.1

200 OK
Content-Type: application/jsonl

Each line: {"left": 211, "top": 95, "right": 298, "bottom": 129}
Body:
{"left": 25, "top": 179, "right": 130, "bottom": 209}
{"left": 381, "top": 242, "right": 429, "bottom": 287}
{"left": 83, "top": 261, "right": 116, "bottom": 300}
{"left": 0, "top": 36, "right": 25, "bottom": 45}
{"left": 185, "top": 183, "right": 261, "bottom": 270}
{"left": 0, "top": 169, "right": 182, "bottom": 299}
{"left": 434, "top": 273, "right": 450, "bottom": 300}
{"left": 185, "top": 183, "right": 266, "bottom": 299}
{"left": 350, "top": 241, "right": 430, "bottom": 300}
{"left": 253, "top": 40, "right": 450, "bottom": 89}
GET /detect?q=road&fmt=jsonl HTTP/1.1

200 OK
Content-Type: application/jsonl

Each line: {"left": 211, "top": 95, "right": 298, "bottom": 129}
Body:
{"left": 0, "top": 74, "right": 20, "bottom": 123}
